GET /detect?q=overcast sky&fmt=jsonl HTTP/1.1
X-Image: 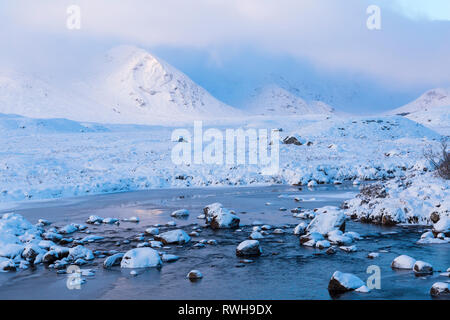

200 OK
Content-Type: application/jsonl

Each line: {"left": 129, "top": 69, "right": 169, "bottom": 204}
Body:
{"left": 1, "top": 0, "right": 449, "bottom": 112}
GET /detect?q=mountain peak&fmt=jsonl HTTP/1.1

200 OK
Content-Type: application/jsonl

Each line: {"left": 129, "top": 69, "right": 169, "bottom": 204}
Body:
{"left": 245, "top": 84, "right": 334, "bottom": 116}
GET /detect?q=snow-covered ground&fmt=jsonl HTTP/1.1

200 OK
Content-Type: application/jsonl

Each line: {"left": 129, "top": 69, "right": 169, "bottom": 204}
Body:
{"left": 0, "top": 112, "right": 443, "bottom": 204}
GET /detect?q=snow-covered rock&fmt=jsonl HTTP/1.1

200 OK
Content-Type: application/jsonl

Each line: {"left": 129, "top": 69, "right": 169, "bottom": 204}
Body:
{"left": 86, "top": 215, "right": 103, "bottom": 224}
{"left": 433, "top": 216, "right": 450, "bottom": 236}
{"left": 293, "top": 223, "right": 307, "bottom": 236}
{"left": 316, "top": 240, "right": 331, "bottom": 249}
{"left": 145, "top": 227, "right": 159, "bottom": 236}
{"left": 171, "top": 209, "right": 190, "bottom": 218}
{"left": 68, "top": 246, "right": 94, "bottom": 261}
{"left": 203, "top": 203, "right": 240, "bottom": 229}
{"left": 162, "top": 254, "right": 179, "bottom": 263}
{"left": 154, "top": 229, "right": 191, "bottom": 245}
{"left": 391, "top": 255, "right": 416, "bottom": 270}
{"left": 328, "top": 271, "right": 366, "bottom": 294}
{"left": 430, "top": 282, "right": 450, "bottom": 297}
{"left": 102, "top": 217, "right": 119, "bottom": 224}
{"left": 413, "top": 261, "right": 433, "bottom": 276}
{"left": 300, "top": 232, "right": 324, "bottom": 247}
{"left": 59, "top": 224, "right": 79, "bottom": 234}
{"left": 339, "top": 245, "right": 357, "bottom": 253}
{"left": 187, "top": 270, "right": 203, "bottom": 280}
{"left": 120, "top": 248, "right": 162, "bottom": 268}
{"left": 327, "top": 230, "right": 354, "bottom": 246}
{"left": 250, "top": 231, "right": 264, "bottom": 240}
{"left": 0, "top": 257, "right": 16, "bottom": 272}
{"left": 103, "top": 253, "right": 124, "bottom": 268}
{"left": 306, "top": 207, "right": 346, "bottom": 235}
{"left": 236, "top": 240, "right": 262, "bottom": 257}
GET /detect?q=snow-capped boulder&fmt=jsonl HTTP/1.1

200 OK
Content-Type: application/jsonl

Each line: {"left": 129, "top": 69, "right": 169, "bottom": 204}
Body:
{"left": 68, "top": 246, "right": 94, "bottom": 261}
{"left": 327, "top": 230, "right": 353, "bottom": 246}
{"left": 150, "top": 241, "right": 163, "bottom": 248}
{"left": 430, "top": 282, "right": 450, "bottom": 297}
{"left": 433, "top": 216, "right": 450, "bottom": 236}
{"left": 203, "top": 203, "right": 240, "bottom": 229}
{"left": 43, "top": 248, "right": 69, "bottom": 264}
{"left": 328, "top": 271, "right": 365, "bottom": 294}
{"left": 306, "top": 207, "right": 346, "bottom": 235}
{"left": 145, "top": 227, "right": 159, "bottom": 236}
{"left": 236, "top": 240, "right": 262, "bottom": 257}
{"left": 272, "top": 229, "right": 285, "bottom": 234}
{"left": 86, "top": 215, "right": 103, "bottom": 224}
{"left": 316, "top": 240, "right": 331, "bottom": 249}
{"left": 250, "top": 231, "right": 264, "bottom": 240}
{"left": 120, "top": 248, "right": 162, "bottom": 268}
{"left": 59, "top": 224, "right": 78, "bottom": 234}
{"left": 102, "top": 218, "right": 119, "bottom": 224}
{"left": 103, "top": 253, "right": 124, "bottom": 269}
{"left": 283, "top": 134, "right": 305, "bottom": 146}
{"left": 413, "top": 261, "right": 433, "bottom": 276}
{"left": 171, "top": 209, "right": 190, "bottom": 218}
{"left": 187, "top": 270, "right": 203, "bottom": 280}
{"left": 300, "top": 232, "right": 324, "bottom": 247}
{"left": 368, "top": 252, "right": 379, "bottom": 259}
{"left": 162, "top": 254, "right": 179, "bottom": 263}
{"left": 293, "top": 223, "right": 307, "bottom": 236}
{"left": 21, "top": 244, "right": 44, "bottom": 262}
{"left": 340, "top": 245, "right": 357, "bottom": 253}
{"left": 0, "top": 258, "right": 16, "bottom": 272}
{"left": 391, "top": 255, "right": 416, "bottom": 270}
{"left": 154, "top": 229, "right": 191, "bottom": 245}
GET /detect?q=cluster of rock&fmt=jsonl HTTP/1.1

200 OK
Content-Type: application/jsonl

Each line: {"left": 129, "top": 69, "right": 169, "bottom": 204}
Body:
{"left": 392, "top": 255, "right": 450, "bottom": 297}
{"left": 343, "top": 171, "right": 449, "bottom": 228}
{"left": 292, "top": 206, "right": 360, "bottom": 252}
{"left": 0, "top": 213, "right": 99, "bottom": 272}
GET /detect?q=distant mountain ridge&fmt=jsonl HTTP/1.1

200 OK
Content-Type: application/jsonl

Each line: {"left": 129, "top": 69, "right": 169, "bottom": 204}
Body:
{"left": 0, "top": 45, "right": 241, "bottom": 125}
{"left": 386, "top": 88, "right": 450, "bottom": 135}
{"left": 245, "top": 85, "right": 335, "bottom": 116}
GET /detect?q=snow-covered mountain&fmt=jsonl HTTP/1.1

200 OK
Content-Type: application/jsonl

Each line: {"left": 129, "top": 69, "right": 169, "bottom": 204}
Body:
{"left": 245, "top": 85, "right": 335, "bottom": 116}
{"left": 0, "top": 46, "right": 241, "bottom": 125}
{"left": 387, "top": 88, "right": 450, "bottom": 135}
{"left": 389, "top": 88, "right": 450, "bottom": 116}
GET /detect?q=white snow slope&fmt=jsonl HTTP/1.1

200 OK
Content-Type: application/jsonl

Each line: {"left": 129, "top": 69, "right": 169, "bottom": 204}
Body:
{"left": 0, "top": 46, "right": 241, "bottom": 125}
{"left": 387, "top": 88, "right": 450, "bottom": 135}
{"left": 246, "top": 85, "right": 334, "bottom": 116}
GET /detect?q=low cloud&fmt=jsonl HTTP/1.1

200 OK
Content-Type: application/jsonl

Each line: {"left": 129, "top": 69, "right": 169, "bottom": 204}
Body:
{"left": 2, "top": 0, "right": 450, "bottom": 88}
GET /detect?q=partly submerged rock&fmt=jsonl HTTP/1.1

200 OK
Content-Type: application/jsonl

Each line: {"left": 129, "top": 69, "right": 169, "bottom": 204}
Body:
{"left": 250, "top": 231, "right": 264, "bottom": 240}
{"left": 187, "top": 270, "right": 203, "bottom": 281}
{"left": 171, "top": 209, "right": 190, "bottom": 218}
{"left": 430, "top": 282, "right": 450, "bottom": 297}
{"left": 103, "top": 253, "right": 124, "bottom": 269}
{"left": 154, "top": 229, "right": 191, "bottom": 245}
{"left": 413, "top": 261, "right": 433, "bottom": 276}
{"left": 162, "top": 254, "right": 180, "bottom": 263}
{"left": 328, "top": 271, "right": 365, "bottom": 294}
{"left": 293, "top": 223, "right": 307, "bottom": 236}
{"left": 145, "top": 227, "right": 159, "bottom": 236}
{"left": 120, "top": 248, "right": 162, "bottom": 268}
{"left": 203, "top": 203, "right": 240, "bottom": 229}
{"left": 391, "top": 255, "right": 416, "bottom": 270}
{"left": 306, "top": 207, "right": 346, "bottom": 235}
{"left": 300, "top": 232, "right": 324, "bottom": 247}
{"left": 236, "top": 240, "right": 262, "bottom": 257}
